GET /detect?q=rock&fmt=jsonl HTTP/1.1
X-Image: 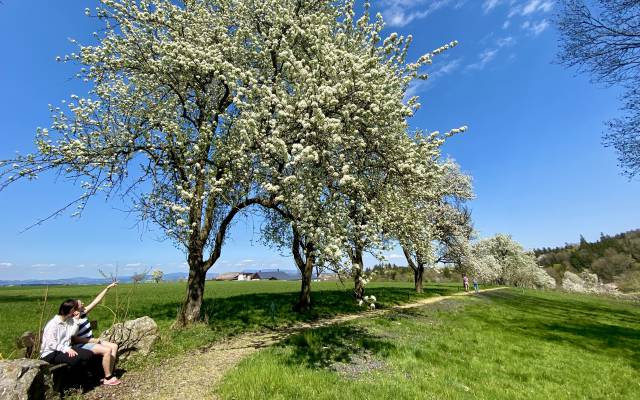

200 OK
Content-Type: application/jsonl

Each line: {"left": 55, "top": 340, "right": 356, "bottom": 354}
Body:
{"left": 15, "top": 332, "right": 36, "bottom": 359}
{"left": 100, "top": 316, "right": 158, "bottom": 359}
{"left": 0, "top": 359, "right": 58, "bottom": 400}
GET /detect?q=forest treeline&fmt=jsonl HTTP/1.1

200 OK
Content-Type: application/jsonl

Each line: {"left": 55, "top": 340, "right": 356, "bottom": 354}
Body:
{"left": 534, "top": 229, "right": 640, "bottom": 292}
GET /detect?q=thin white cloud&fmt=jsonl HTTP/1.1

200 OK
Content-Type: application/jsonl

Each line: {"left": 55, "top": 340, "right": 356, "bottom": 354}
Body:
{"left": 467, "top": 36, "right": 515, "bottom": 70}
{"left": 32, "top": 263, "right": 56, "bottom": 268}
{"left": 496, "top": 36, "right": 516, "bottom": 47}
{"left": 468, "top": 49, "right": 498, "bottom": 70}
{"left": 521, "top": 0, "right": 553, "bottom": 16}
{"left": 0, "top": 262, "right": 13, "bottom": 268}
{"left": 483, "top": 0, "right": 502, "bottom": 13}
{"left": 437, "top": 58, "right": 463, "bottom": 75}
{"left": 522, "top": 19, "right": 549, "bottom": 36}
{"left": 405, "top": 80, "right": 428, "bottom": 99}
{"left": 539, "top": 1, "right": 554, "bottom": 12}
{"left": 234, "top": 259, "right": 258, "bottom": 268}
{"left": 125, "top": 262, "right": 142, "bottom": 267}
{"left": 381, "top": 0, "right": 463, "bottom": 27}
{"left": 121, "top": 265, "right": 142, "bottom": 271}
{"left": 506, "top": 0, "right": 554, "bottom": 20}
{"left": 485, "top": 0, "right": 553, "bottom": 36}
{"left": 485, "top": 0, "right": 554, "bottom": 16}
{"left": 453, "top": 1, "right": 467, "bottom": 9}
{"left": 405, "top": 57, "right": 462, "bottom": 98}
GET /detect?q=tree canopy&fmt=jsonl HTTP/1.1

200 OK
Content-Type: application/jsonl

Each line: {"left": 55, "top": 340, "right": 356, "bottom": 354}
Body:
{"left": 557, "top": 0, "right": 640, "bottom": 178}
{"left": 0, "top": 0, "right": 472, "bottom": 323}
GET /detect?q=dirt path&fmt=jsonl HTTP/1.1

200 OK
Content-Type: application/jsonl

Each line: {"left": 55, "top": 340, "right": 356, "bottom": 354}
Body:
{"left": 85, "top": 287, "right": 505, "bottom": 400}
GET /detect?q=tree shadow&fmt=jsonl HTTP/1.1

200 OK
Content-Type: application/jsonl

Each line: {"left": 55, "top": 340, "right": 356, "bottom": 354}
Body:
{"left": 134, "top": 285, "right": 455, "bottom": 337}
{"left": 279, "top": 325, "right": 395, "bottom": 370}
{"left": 476, "top": 290, "right": 640, "bottom": 369}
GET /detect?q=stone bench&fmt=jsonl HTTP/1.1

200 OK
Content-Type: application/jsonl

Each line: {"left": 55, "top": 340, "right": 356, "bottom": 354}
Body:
{"left": 0, "top": 359, "right": 58, "bottom": 400}
{"left": 3, "top": 316, "right": 159, "bottom": 398}
{"left": 12, "top": 321, "right": 101, "bottom": 396}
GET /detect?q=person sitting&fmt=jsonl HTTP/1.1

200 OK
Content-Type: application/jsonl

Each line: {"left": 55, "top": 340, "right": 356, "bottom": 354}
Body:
{"left": 40, "top": 299, "right": 93, "bottom": 371}
{"left": 73, "top": 282, "right": 121, "bottom": 386}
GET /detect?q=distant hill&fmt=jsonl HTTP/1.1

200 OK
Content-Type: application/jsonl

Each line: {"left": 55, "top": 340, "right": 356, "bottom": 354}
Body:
{"left": 0, "top": 271, "right": 217, "bottom": 287}
{"left": 534, "top": 229, "right": 640, "bottom": 291}
{"left": 241, "top": 268, "right": 301, "bottom": 279}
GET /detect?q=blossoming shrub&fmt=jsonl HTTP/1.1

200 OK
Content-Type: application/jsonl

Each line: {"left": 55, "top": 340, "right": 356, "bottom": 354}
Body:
{"left": 464, "top": 234, "right": 556, "bottom": 289}
{"left": 562, "top": 271, "right": 621, "bottom": 295}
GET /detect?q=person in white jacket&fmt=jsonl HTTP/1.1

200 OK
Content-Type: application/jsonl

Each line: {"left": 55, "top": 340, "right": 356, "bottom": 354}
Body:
{"left": 40, "top": 299, "right": 93, "bottom": 371}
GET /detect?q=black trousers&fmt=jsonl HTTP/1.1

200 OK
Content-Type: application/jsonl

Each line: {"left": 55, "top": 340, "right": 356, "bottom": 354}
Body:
{"left": 42, "top": 348, "right": 94, "bottom": 368}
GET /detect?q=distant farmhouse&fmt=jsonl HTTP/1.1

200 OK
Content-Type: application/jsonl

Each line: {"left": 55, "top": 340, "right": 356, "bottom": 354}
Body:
{"left": 215, "top": 272, "right": 257, "bottom": 281}
{"left": 214, "top": 269, "right": 299, "bottom": 281}
{"left": 316, "top": 272, "right": 339, "bottom": 281}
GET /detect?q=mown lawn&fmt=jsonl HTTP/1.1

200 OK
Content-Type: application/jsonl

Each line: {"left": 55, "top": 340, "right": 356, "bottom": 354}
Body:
{"left": 0, "top": 280, "right": 460, "bottom": 365}
{"left": 218, "top": 289, "right": 640, "bottom": 400}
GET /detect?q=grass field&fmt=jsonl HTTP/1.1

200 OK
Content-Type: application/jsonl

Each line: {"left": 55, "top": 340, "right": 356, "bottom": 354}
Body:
{"left": 218, "top": 289, "right": 640, "bottom": 400}
{"left": 0, "top": 280, "right": 460, "bottom": 364}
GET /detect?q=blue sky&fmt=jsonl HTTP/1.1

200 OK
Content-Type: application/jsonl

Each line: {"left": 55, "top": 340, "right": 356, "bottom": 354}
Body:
{"left": 1, "top": 0, "right": 638, "bottom": 280}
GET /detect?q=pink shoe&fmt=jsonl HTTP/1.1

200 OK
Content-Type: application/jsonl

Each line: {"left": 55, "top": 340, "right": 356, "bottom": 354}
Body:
{"left": 103, "top": 377, "right": 122, "bottom": 386}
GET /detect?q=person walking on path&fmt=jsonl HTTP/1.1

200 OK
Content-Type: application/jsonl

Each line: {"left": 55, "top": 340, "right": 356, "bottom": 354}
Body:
{"left": 73, "top": 282, "right": 121, "bottom": 386}
{"left": 473, "top": 277, "right": 479, "bottom": 293}
{"left": 463, "top": 275, "right": 469, "bottom": 292}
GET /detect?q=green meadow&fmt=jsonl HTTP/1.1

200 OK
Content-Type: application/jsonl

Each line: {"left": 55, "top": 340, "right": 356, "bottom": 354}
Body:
{"left": 3, "top": 282, "right": 638, "bottom": 400}
{"left": 218, "top": 289, "right": 640, "bottom": 400}
{"left": 0, "top": 280, "right": 459, "bottom": 363}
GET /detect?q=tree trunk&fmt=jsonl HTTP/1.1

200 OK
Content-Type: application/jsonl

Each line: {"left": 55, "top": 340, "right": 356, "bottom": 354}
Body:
{"left": 295, "top": 259, "right": 314, "bottom": 312}
{"left": 292, "top": 227, "right": 314, "bottom": 312}
{"left": 403, "top": 246, "right": 425, "bottom": 294}
{"left": 175, "top": 261, "right": 206, "bottom": 327}
{"left": 352, "top": 246, "right": 365, "bottom": 300}
{"left": 414, "top": 264, "right": 425, "bottom": 293}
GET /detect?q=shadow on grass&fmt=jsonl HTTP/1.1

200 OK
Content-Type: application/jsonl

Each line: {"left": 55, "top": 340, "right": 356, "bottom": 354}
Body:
{"left": 477, "top": 290, "right": 640, "bottom": 369}
{"left": 135, "top": 285, "right": 457, "bottom": 336}
{"left": 280, "top": 325, "right": 395, "bottom": 369}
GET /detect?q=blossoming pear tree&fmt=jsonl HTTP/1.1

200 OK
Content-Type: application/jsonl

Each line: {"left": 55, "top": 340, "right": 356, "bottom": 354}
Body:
{"left": 0, "top": 0, "right": 473, "bottom": 320}
{"left": 395, "top": 156, "right": 474, "bottom": 293}
{"left": 244, "top": 1, "right": 467, "bottom": 308}
{"left": 261, "top": 202, "right": 348, "bottom": 311}
{"left": 1, "top": 0, "right": 275, "bottom": 326}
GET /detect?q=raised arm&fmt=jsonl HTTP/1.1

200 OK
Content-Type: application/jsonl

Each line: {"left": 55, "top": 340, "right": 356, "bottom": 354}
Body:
{"left": 84, "top": 282, "right": 118, "bottom": 313}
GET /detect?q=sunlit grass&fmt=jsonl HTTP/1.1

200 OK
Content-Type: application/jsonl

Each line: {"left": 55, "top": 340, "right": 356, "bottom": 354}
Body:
{"left": 0, "top": 280, "right": 459, "bottom": 366}
{"left": 218, "top": 289, "right": 640, "bottom": 400}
